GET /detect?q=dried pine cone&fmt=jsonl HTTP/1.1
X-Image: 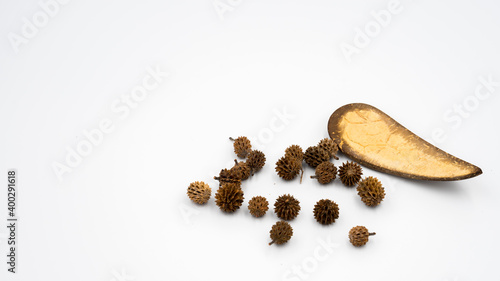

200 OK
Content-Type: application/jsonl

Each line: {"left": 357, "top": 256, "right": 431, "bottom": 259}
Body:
{"left": 269, "top": 221, "right": 293, "bottom": 245}
{"left": 274, "top": 194, "right": 300, "bottom": 220}
{"left": 318, "top": 138, "right": 339, "bottom": 160}
{"left": 311, "top": 162, "right": 337, "bottom": 184}
{"left": 276, "top": 156, "right": 302, "bottom": 180}
{"left": 215, "top": 183, "right": 244, "bottom": 213}
{"left": 186, "top": 181, "right": 211, "bottom": 204}
{"left": 313, "top": 199, "right": 339, "bottom": 225}
{"left": 246, "top": 150, "right": 266, "bottom": 174}
{"left": 214, "top": 168, "right": 241, "bottom": 186}
{"left": 285, "top": 145, "right": 304, "bottom": 161}
{"left": 338, "top": 161, "right": 363, "bottom": 187}
{"left": 357, "top": 176, "right": 385, "bottom": 207}
{"left": 230, "top": 136, "right": 252, "bottom": 158}
{"left": 248, "top": 196, "right": 269, "bottom": 218}
{"left": 304, "top": 146, "right": 330, "bottom": 168}
{"left": 349, "top": 226, "right": 376, "bottom": 246}
{"left": 231, "top": 159, "right": 251, "bottom": 181}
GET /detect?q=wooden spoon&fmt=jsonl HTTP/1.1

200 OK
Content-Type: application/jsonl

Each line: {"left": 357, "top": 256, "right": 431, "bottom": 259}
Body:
{"left": 328, "top": 103, "right": 482, "bottom": 181}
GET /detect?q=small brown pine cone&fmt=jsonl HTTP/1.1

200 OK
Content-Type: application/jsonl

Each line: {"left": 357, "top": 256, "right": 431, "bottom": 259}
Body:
{"left": 274, "top": 194, "right": 301, "bottom": 220}
{"left": 318, "top": 138, "right": 339, "bottom": 160}
{"left": 285, "top": 145, "right": 304, "bottom": 161}
{"left": 338, "top": 161, "right": 363, "bottom": 187}
{"left": 357, "top": 176, "right": 385, "bottom": 207}
{"left": 304, "top": 146, "right": 330, "bottom": 168}
{"left": 215, "top": 183, "right": 244, "bottom": 213}
{"left": 187, "top": 181, "right": 211, "bottom": 204}
{"left": 231, "top": 159, "right": 251, "bottom": 181}
{"left": 349, "top": 226, "right": 376, "bottom": 246}
{"left": 269, "top": 221, "right": 293, "bottom": 245}
{"left": 246, "top": 150, "right": 266, "bottom": 174}
{"left": 230, "top": 136, "right": 252, "bottom": 158}
{"left": 276, "top": 156, "right": 302, "bottom": 181}
{"left": 313, "top": 199, "right": 339, "bottom": 225}
{"left": 214, "top": 168, "right": 241, "bottom": 186}
{"left": 311, "top": 162, "right": 337, "bottom": 184}
{"left": 248, "top": 196, "right": 269, "bottom": 218}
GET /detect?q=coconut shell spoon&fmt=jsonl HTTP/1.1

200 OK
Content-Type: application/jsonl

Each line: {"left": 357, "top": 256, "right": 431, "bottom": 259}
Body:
{"left": 328, "top": 103, "right": 482, "bottom": 181}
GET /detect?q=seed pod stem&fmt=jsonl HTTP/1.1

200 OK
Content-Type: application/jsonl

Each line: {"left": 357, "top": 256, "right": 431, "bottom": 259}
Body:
{"left": 369, "top": 232, "right": 376, "bottom": 236}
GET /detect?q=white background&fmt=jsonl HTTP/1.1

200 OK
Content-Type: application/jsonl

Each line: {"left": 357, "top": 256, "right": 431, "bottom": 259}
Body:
{"left": 1, "top": 0, "right": 499, "bottom": 280}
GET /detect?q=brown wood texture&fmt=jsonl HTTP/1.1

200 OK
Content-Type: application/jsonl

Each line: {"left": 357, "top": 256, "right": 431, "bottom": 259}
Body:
{"left": 328, "top": 103, "right": 482, "bottom": 181}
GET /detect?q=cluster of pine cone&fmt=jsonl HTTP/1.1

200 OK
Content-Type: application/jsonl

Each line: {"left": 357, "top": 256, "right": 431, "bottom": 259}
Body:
{"left": 213, "top": 136, "right": 266, "bottom": 213}
{"left": 274, "top": 138, "right": 386, "bottom": 207}
{"left": 187, "top": 136, "right": 266, "bottom": 211}
{"left": 187, "top": 135, "right": 386, "bottom": 247}
{"left": 272, "top": 138, "right": 385, "bottom": 246}
{"left": 187, "top": 136, "right": 295, "bottom": 245}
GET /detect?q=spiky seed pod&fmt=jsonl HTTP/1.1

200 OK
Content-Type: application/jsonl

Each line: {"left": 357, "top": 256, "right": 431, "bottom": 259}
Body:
{"left": 214, "top": 168, "right": 241, "bottom": 186}
{"left": 248, "top": 196, "right": 269, "bottom": 218}
{"left": 349, "top": 226, "right": 376, "bottom": 246}
{"left": 269, "top": 221, "right": 293, "bottom": 245}
{"left": 246, "top": 150, "right": 266, "bottom": 174}
{"left": 230, "top": 136, "right": 252, "bottom": 158}
{"left": 187, "top": 181, "right": 211, "bottom": 204}
{"left": 311, "top": 162, "right": 337, "bottom": 184}
{"left": 357, "top": 176, "right": 385, "bottom": 207}
{"left": 231, "top": 159, "right": 251, "bottom": 181}
{"left": 304, "top": 146, "right": 330, "bottom": 168}
{"left": 276, "top": 156, "right": 302, "bottom": 180}
{"left": 274, "top": 194, "right": 301, "bottom": 220}
{"left": 313, "top": 199, "right": 339, "bottom": 225}
{"left": 318, "top": 138, "right": 340, "bottom": 160}
{"left": 215, "top": 182, "right": 244, "bottom": 213}
{"left": 338, "top": 161, "right": 363, "bottom": 187}
{"left": 285, "top": 145, "right": 304, "bottom": 161}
